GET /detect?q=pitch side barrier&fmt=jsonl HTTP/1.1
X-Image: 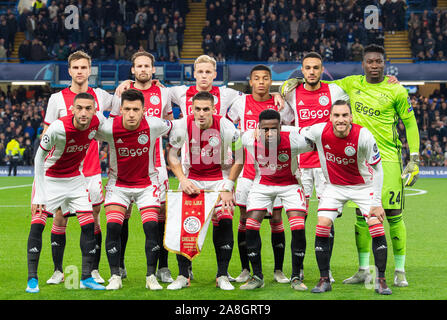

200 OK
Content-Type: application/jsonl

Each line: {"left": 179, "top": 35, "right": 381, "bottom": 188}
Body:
{"left": 1, "top": 166, "right": 447, "bottom": 178}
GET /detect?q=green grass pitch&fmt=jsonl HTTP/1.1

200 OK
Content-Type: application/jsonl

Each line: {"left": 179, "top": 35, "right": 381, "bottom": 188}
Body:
{"left": 0, "top": 176, "right": 446, "bottom": 300}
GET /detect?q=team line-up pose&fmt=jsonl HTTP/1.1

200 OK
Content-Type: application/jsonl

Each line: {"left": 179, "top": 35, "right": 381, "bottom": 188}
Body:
{"left": 25, "top": 46, "right": 419, "bottom": 295}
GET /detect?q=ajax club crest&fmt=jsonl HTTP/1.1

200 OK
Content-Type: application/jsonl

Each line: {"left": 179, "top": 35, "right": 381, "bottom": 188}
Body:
{"left": 138, "top": 134, "right": 149, "bottom": 145}
{"left": 344, "top": 146, "right": 356, "bottom": 157}
{"left": 183, "top": 216, "right": 201, "bottom": 234}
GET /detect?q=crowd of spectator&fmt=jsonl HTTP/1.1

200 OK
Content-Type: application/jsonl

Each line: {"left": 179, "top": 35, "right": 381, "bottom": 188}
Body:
{"left": 15, "top": 0, "right": 188, "bottom": 62}
{"left": 398, "top": 90, "right": 447, "bottom": 167}
{"left": 201, "top": 0, "right": 391, "bottom": 62}
{"left": 409, "top": 8, "right": 447, "bottom": 62}
{"left": 0, "top": 0, "right": 442, "bottom": 63}
{"left": 0, "top": 86, "right": 47, "bottom": 170}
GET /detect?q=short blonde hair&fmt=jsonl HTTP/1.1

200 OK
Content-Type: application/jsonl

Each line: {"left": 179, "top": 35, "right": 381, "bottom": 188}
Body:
{"left": 194, "top": 55, "right": 216, "bottom": 70}
{"left": 68, "top": 50, "right": 92, "bottom": 68}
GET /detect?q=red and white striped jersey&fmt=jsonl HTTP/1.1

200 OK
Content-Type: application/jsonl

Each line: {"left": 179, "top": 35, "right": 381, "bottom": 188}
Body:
{"left": 39, "top": 113, "right": 104, "bottom": 178}
{"left": 110, "top": 82, "right": 172, "bottom": 167}
{"left": 300, "top": 122, "right": 381, "bottom": 186}
{"left": 169, "top": 85, "right": 242, "bottom": 117}
{"left": 242, "top": 127, "right": 314, "bottom": 186}
{"left": 96, "top": 116, "right": 172, "bottom": 188}
{"left": 169, "top": 114, "right": 240, "bottom": 181}
{"left": 226, "top": 94, "right": 294, "bottom": 180}
{"left": 44, "top": 87, "right": 113, "bottom": 177}
{"left": 283, "top": 82, "right": 349, "bottom": 168}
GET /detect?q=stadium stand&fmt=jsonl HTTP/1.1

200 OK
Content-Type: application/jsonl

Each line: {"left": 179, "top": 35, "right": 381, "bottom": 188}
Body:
{"left": 11, "top": 0, "right": 188, "bottom": 62}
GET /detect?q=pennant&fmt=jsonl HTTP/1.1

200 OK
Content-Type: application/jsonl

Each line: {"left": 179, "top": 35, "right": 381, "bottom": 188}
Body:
{"left": 164, "top": 190, "right": 220, "bottom": 260}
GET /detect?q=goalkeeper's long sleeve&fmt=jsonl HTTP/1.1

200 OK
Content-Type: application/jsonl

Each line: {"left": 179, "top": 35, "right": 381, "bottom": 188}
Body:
{"left": 401, "top": 115, "right": 420, "bottom": 156}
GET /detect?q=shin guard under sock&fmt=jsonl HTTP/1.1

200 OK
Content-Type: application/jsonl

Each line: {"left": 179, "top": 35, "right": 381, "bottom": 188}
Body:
{"left": 78, "top": 215, "right": 96, "bottom": 280}
{"left": 27, "top": 219, "right": 46, "bottom": 280}
{"left": 315, "top": 225, "right": 332, "bottom": 278}
{"left": 142, "top": 220, "right": 160, "bottom": 276}
{"left": 213, "top": 218, "right": 234, "bottom": 277}
{"left": 387, "top": 214, "right": 406, "bottom": 270}
{"left": 355, "top": 215, "right": 372, "bottom": 269}
{"left": 50, "top": 224, "right": 66, "bottom": 272}
{"left": 369, "top": 224, "right": 388, "bottom": 278}
{"left": 270, "top": 221, "right": 285, "bottom": 271}
{"left": 245, "top": 218, "right": 263, "bottom": 279}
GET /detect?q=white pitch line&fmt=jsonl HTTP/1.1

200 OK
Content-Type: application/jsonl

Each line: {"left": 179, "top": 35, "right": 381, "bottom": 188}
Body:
{"left": 0, "top": 184, "right": 32, "bottom": 191}
{"left": 0, "top": 205, "right": 29, "bottom": 207}
{"left": 405, "top": 188, "right": 428, "bottom": 196}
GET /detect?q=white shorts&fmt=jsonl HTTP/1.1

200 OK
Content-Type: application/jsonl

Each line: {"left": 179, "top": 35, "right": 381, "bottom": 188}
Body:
{"left": 246, "top": 183, "right": 307, "bottom": 214}
{"left": 44, "top": 175, "right": 92, "bottom": 215}
{"left": 85, "top": 173, "right": 105, "bottom": 206}
{"left": 235, "top": 177, "right": 282, "bottom": 210}
{"left": 156, "top": 166, "right": 169, "bottom": 204}
{"left": 105, "top": 179, "right": 161, "bottom": 211}
{"left": 300, "top": 167, "right": 327, "bottom": 199}
{"left": 318, "top": 184, "right": 374, "bottom": 222}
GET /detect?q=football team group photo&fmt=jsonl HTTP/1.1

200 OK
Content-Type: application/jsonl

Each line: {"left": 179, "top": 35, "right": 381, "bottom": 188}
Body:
{"left": 1, "top": 0, "right": 446, "bottom": 303}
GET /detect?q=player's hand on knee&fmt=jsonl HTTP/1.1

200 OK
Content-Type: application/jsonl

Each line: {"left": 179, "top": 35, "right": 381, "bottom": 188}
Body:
{"left": 369, "top": 206, "right": 385, "bottom": 223}
{"left": 31, "top": 204, "right": 46, "bottom": 216}
{"left": 220, "top": 191, "right": 235, "bottom": 212}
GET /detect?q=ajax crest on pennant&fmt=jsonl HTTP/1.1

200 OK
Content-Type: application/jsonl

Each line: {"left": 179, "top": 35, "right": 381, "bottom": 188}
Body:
{"left": 183, "top": 216, "right": 201, "bottom": 234}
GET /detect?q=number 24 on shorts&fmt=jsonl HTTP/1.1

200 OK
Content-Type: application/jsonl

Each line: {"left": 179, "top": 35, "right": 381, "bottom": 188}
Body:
{"left": 388, "top": 191, "right": 401, "bottom": 205}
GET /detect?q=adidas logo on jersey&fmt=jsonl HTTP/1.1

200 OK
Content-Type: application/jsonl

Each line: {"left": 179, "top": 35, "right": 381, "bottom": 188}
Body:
{"left": 324, "top": 144, "right": 331, "bottom": 149}
{"left": 116, "top": 138, "right": 124, "bottom": 144}
{"left": 246, "top": 110, "right": 253, "bottom": 115}
{"left": 298, "top": 100, "right": 304, "bottom": 105}
{"left": 68, "top": 139, "right": 76, "bottom": 144}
